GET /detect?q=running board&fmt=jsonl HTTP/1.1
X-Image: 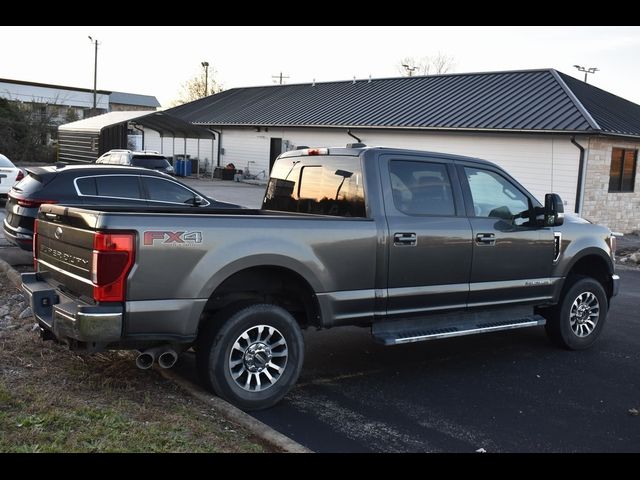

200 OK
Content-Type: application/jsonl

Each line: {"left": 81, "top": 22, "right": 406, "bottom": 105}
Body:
{"left": 372, "top": 308, "right": 546, "bottom": 346}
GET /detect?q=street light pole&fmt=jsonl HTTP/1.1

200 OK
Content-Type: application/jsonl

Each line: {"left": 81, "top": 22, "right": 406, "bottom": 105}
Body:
{"left": 573, "top": 65, "right": 599, "bottom": 84}
{"left": 402, "top": 64, "right": 417, "bottom": 77}
{"left": 88, "top": 36, "right": 99, "bottom": 112}
{"left": 201, "top": 61, "right": 209, "bottom": 96}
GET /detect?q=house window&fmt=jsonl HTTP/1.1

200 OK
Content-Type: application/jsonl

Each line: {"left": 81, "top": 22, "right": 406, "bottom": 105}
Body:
{"left": 609, "top": 148, "right": 637, "bottom": 192}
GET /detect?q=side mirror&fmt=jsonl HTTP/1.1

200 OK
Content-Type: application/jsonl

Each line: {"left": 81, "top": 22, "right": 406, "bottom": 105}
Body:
{"left": 544, "top": 193, "right": 564, "bottom": 226}
{"left": 192, "top": 195, "right": 205, "bottom": 206}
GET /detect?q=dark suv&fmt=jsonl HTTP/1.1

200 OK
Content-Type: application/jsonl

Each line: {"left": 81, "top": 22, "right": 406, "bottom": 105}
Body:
{"left": 95, "top": 150, "right": 175, "bottom": 175}
{"left": 3, "top": 165, "right": 239, "bottom": 250}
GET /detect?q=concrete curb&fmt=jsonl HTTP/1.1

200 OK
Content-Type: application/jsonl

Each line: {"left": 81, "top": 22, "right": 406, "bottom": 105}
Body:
{"left": 0, "top": 260, "right": 310, "bottom": 453}
{"left": 0, "top": 257, "right": 23, "bottom": 289}
{"left": 158, "top": 368, "right": 312, "bottom": 453}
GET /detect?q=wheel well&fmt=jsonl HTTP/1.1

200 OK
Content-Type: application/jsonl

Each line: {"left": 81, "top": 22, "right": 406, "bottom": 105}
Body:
{"left": 200, "top": 266, "right": 321, "bottom": 331}
{"left": 567, "top": 255, "right": 613, "bottom": 299}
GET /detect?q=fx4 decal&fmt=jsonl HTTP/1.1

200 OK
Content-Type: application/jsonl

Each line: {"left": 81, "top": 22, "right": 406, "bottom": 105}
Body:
{"left": 143, "top": 231, "right": 203, "bottom": 246}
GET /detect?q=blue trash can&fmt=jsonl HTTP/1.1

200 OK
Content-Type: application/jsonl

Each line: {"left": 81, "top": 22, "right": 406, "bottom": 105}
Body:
{"left": 175, "top": 159, "right": 185, "bottom": 177}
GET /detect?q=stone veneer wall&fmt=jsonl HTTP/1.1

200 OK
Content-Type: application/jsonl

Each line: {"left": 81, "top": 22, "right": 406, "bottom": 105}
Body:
{"left": 582, "top": 137, "right": 640, "bottom": 233}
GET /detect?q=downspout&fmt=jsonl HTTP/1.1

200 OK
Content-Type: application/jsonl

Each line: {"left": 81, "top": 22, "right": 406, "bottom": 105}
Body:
{"left": 347, "top": 128, "right": 361, "bottom": 143}
{"left": 570, "top": 136, "right": 586, "bottom": 214}
{"left": 208, "top": 127, "right": 222, "bottom": 167}
{"left": 132, "top": 124, "right": 145, "bottom": 150}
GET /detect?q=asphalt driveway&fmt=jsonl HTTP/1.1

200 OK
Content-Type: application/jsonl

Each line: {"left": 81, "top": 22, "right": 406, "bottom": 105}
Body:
{"left": 175, "top": 267, "right": 640, "bottom": 452}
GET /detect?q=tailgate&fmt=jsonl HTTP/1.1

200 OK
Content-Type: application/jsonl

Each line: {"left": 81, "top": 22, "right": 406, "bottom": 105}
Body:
{"left": 36, "top": 206, "right": 99, "bottom": 299}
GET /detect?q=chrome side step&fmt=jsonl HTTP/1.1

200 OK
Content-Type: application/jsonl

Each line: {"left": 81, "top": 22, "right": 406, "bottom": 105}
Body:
{"left": 373, "top": 311, "right": 546, "bottom": 346}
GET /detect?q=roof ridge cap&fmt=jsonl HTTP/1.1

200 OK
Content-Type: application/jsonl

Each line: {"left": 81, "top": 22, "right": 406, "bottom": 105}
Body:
{"left": 549, "top": 69, "right": 600, "bottom": 130}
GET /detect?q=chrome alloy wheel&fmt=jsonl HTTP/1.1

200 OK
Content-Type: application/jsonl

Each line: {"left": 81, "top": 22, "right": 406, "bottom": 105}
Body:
{"left": 229, "top": 325, "right": 288, "bottom": 392}
{"left": 569, "top": 292, "right": 600, "bottom": 337}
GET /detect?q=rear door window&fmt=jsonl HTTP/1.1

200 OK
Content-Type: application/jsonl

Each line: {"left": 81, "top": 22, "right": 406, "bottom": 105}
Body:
{"left": 95, "top": 176, "right": 142, "bottom": 199}
{"left": 389, "top": 160, "right": 456, "bottom": 216}
{"left": 143, "top": 177, "right": 199, "bottom": 204}
{"left": 76, "top": 177, "right": 98, "bottom": 195}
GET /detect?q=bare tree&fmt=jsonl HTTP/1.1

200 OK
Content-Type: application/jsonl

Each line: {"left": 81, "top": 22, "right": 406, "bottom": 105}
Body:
{"left": 397, "top": 53, "right": 455, "bottom": 76}
{"left": 171, "top": 67, "right": 224, "bottom": 106}
{"left": 431, "top": 52, "right": 455, "bottom": 75}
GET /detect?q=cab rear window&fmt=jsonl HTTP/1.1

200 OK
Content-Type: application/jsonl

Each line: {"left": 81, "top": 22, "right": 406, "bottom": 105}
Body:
{"left": 263, "top": 156, "right": 366, "bottom": 217}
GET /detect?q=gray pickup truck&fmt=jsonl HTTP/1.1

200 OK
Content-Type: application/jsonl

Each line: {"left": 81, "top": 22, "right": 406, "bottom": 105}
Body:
{"left": 22, "top": 145, "right": 620, "bottom": 410}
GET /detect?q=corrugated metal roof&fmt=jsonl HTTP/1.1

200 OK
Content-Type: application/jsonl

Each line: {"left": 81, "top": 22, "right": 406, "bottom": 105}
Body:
{"left": 109, "top": 91, "right": 161, "bottom": 108}
{"left": 166, "top": 69, "right": 640, "bottom": 138}
{"left": 59, "top": 111, "right": 144, "bottom": 131}
{"left": 58, "top": 110, "right": 213, "bottom": 138}
{"left": 557, "top": 72, "right": 640, "bottom": 137}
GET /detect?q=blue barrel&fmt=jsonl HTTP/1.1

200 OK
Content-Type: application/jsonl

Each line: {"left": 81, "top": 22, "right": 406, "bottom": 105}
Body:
{"left": 175, "top": 159, "right": 185, "bottom": 176}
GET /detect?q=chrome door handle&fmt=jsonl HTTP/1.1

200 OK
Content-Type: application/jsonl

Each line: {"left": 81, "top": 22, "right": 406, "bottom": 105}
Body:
{"left": 475, "top": 233, "right": 496, "bottom": 245}
{"left": 394, "top": 233, "right": 417, "bottom": 246}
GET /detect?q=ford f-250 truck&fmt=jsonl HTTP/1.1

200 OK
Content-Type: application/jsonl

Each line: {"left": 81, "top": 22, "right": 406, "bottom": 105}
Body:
{"left": 22, "top": 146, "right": 620, "bottom": 410}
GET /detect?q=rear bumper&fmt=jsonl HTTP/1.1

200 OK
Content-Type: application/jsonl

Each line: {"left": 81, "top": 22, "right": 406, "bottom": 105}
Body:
{"left": 22, "top": 272, "right": 123, "bottom": 345}
{"left": 3, "top": 219, "right": 33, "bottom": 250}
{"left": 611, "top": 274, "right": 620, "bottom": 297}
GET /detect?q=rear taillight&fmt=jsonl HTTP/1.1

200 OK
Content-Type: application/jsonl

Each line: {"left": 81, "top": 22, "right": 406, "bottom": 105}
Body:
{"left": 15, "top": 170, "right": 24, "bottom": 182}
{"left": 33, "top": 219, "right": 39, "bottom": 270}
{"left": 16, "top": 198, "right": 58, "bottom": 208}
{"left": 91, "top": 232, "right": 136, "bottom": 302}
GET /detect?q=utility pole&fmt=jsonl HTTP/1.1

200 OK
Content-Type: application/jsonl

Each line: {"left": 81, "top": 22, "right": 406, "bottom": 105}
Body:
{"left": 201, "top": 61, "right": 210, "bottom": 96}
{"left": 573, "top": 65, "right": 599, "bottom": 83}
{"left": 88, "top": 36, "right": 99, "bottom": 112}
{"left": 272, "top": 72, "right": 290, "bottom": 85}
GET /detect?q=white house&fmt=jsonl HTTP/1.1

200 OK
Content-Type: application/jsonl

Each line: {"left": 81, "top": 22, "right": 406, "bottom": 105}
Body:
{"left": 167, "top": 69, "right": 640, "bottom": 232}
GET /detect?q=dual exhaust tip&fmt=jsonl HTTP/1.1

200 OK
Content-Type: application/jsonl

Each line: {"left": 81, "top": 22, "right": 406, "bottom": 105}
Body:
{"left": 136, "top": 347, "right": 178, "bottom": 370}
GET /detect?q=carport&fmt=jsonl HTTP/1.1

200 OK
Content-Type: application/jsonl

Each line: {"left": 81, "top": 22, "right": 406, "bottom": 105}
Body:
{"left": 58, "top": 111, "right": 217, "bottom": 177}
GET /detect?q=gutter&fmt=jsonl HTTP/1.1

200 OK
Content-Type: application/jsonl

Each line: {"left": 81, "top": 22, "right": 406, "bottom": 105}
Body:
{"left": 571, "top": 136, "right": 586, "bottom": 214}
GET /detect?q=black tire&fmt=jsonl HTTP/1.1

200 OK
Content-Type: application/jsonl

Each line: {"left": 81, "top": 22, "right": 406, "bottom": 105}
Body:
{"left": 196, "top": 303, "right": 304, "bottom": 411}
{"left": 544, "top": 275, "right": 608, "bottom": 350}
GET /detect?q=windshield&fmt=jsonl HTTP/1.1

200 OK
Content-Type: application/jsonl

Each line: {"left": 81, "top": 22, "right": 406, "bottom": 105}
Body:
{"left": 131, "top": 156, "right": 170, "bottom": 168}
{"left": 0, "top": 154, "right": 14, "bottom": 167}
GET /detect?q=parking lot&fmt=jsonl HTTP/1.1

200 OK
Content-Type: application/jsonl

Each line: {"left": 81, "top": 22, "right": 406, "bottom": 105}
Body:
{"left": 2, "top": 179, "right": 638, "bottom": 453}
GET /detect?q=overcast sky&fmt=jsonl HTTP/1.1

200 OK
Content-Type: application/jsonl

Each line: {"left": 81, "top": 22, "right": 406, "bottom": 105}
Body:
{"left": 1, "top": 26, "right": 639, "bottom": 107}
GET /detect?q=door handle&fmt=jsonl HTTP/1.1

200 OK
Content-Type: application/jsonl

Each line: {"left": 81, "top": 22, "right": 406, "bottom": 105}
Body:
{"left": 394, "top": 233, "right": 417, "bottom": 246}
{"left": 475, "top": 233, "right": 496, "bottom": 245}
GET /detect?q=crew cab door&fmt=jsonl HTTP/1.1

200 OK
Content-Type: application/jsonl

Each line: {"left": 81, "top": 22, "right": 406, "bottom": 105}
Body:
{"left": 380, "top": 155, "right": 472, "bottom": 317}
{"left": 457, "top": 162, "right": 555, "bottom": 306}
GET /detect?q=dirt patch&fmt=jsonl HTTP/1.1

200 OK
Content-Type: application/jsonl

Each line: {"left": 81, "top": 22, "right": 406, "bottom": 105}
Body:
{"left": 0, "top": 272, "right": 272, "bottom": 453}
{"left": 616, "top": 232, "right": 640, "bottom": 268}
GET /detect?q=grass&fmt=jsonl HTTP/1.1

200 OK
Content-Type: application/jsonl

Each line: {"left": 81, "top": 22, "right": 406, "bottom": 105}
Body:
{"left": 0, "top": 273, "right": 270, "bottom": 453}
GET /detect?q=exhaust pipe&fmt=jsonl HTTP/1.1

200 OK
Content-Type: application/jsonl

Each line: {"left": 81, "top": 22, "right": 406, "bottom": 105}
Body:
{"left": 135, "top": 351, "right": 155, "bottom": 370}
{"left": 158, "top": 349, "right": 178, "bottom": 369}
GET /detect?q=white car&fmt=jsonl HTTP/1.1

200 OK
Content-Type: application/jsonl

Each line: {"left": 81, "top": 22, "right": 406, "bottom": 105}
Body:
{"left": 0, "top": 154, "right": 23, "bottom": 200}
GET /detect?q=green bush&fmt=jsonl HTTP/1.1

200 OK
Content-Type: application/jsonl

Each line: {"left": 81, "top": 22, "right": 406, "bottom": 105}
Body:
{"left": 0, "top": 98, "right": 57, "bottom": 163}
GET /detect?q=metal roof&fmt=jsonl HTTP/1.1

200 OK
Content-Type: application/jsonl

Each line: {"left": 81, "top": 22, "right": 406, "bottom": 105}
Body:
{"left": 58, "top": 110, "right": 213, "bottom": 138}
{"left": 166, "top": 69, "right": 640, "bottom": 138}
{"left": 109, "top": 91, "right": 161, "bottom": 108}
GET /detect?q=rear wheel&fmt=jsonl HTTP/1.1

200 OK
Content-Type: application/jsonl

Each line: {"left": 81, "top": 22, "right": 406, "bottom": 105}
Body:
{"left": 544, "top": 276, "right": 608, "bottom": 350}
{"left": 196, "top": 303, "right": 304, "bottom": 411}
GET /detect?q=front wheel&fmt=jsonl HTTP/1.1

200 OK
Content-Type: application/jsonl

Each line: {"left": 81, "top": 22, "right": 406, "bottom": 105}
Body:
{"left": 544, "top": 276, "right": 608, "bottom": 350}
{"left": 196, "top": 303, "right": 304, "bottom": 411}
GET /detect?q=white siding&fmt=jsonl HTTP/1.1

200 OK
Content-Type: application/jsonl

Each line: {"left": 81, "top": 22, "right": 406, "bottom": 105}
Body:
{"left": 219, "top": 128, "right": 271, "bottom": 175}
{"left": 217, "top": 127, "right": 581, "bottom": 208}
